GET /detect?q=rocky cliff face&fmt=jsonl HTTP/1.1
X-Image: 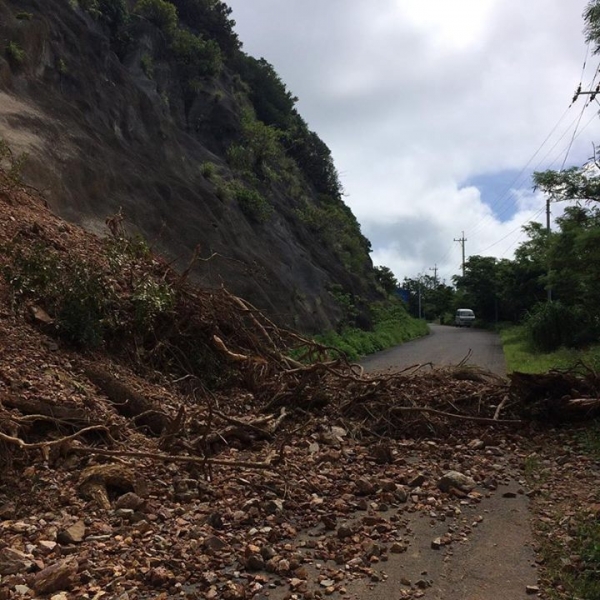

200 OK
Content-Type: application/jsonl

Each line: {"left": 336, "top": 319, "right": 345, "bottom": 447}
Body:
{"left": 0, "top": 0, "right": 381, "bottom": 332}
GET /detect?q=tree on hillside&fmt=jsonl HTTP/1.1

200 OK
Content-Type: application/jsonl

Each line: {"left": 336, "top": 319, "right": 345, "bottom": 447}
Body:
{"left": 173, "top": 0, "right": 240, "bottom": 56}
{"left": 374, "top": 266, "right": 398, "bottom": 295}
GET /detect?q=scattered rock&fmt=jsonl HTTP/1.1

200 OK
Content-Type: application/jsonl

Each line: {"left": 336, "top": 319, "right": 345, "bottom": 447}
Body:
{"left": 355, "top": 478, "right": 376, "bottom": 495}
{"left": 409, "top": 474, "right": 426, "bottom": 488}
{"left": 437, "top": 471, "right": 476, "bottom": 493}
{"left": 204, "top": 536, "right": 229, "bottom": 553}
{"left": 57, "top": 521, "right": 85, "bottom": 544}
{"left": 0, "top": 547, "right": 33, "bottom": 575}
{"left": 31, "top": 559, "right": 78, "bottom": 595}
{"left": 115, "top": 492, "right": 145, "bottom": 510}
{"left": 337, "top": 525, "right": 353, "bottom": 539}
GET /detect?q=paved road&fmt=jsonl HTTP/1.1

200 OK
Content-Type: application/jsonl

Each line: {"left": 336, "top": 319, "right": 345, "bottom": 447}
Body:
{"left": 360, "top": 324, "right": 507, "bottom": 376}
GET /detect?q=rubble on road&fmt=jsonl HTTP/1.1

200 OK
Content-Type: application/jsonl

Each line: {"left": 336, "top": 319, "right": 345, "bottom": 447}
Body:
{"left": 0, "top": 169, "right": 597, "bottom": 599}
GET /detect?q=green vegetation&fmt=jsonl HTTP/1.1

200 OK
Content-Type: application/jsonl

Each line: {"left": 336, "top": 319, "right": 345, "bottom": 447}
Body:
{"left": 15, "top": 12, "right": 33, "bottom": 20}
{"left": 68, "top": 0, "right": 375, "bottom": 307}
{"left": 80, "top": 0, "right": 130, "bottom": 50}
{"left": 172, "top": 0, "right": 240, "bottom": 57}
{"left": 140, "top": 53, "right": 154, "bottom": 78}
{"left": 57, "top": 58, "right": 68, "bottom": 75}
{"left": 5, "top": 41, "right": 25, "bottom": 66}
{"left": 200, "top": 161, "right": 217, "bottom": 179}
{"left": 2, "top": 243, "right": 113, "bottom": 348}
{"left": 1, "top": 234, "right": 175, "bottom": 349}
{"left": 295, "top": 195, "right": 371, "bottom": 273}
{"left": 229, "top": 181, "right": 273, "bottom": 223}
{"left": 500, "top": 325, "right": 600, "bottom": 373}
{"left": 170, "top": 27, "right": 222, "bottom": 80}
{"left": 316, "top": 299, "right": 428, "bottom": 361}
{"left": 134, "top": 0, "right": 178, "bottom": 36}
{"left": 227, "top": 109, "right": 284, "bottom": 179}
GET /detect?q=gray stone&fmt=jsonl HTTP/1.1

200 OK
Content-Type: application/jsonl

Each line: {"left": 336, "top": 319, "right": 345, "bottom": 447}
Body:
{"left": 437, "top": 471, "right": 476, "bottom": 493}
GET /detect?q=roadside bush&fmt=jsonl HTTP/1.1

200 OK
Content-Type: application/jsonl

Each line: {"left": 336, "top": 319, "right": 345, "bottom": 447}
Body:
{"left": 524, "top": 301, "right": 594, "bottom": 351}
{"left": 315, "top": 299, "right": 428, "bottom": 360}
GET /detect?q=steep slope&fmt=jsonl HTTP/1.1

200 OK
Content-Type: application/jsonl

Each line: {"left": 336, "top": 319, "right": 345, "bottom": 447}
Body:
{"left": 0, "top": 0, "right": 380, "bottom": 332}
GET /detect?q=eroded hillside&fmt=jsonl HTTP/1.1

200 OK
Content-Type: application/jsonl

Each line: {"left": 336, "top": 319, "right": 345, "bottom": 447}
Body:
{"left": 0, "top": 0, "right": 380, "bottom": 332}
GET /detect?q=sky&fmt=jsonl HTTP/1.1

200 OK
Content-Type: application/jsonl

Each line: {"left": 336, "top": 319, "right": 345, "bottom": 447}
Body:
{"left": 225, "top": 0, "right": 600, "bottom": 285}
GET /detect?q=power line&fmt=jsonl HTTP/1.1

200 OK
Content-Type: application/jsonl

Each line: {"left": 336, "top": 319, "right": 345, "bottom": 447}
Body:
{"left": 468, "top": 52, "right": 599, "bottom": 239}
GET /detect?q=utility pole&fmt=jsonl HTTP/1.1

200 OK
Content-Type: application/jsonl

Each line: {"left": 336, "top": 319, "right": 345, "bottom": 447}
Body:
{"left": 546, "top": 198, "right": 552, "bottom": 302}
{"left": 429, "top": 264, "right": 438, "bottom": 287}
{"left": 454, "top": 231, "right": 467, "bottom": 277}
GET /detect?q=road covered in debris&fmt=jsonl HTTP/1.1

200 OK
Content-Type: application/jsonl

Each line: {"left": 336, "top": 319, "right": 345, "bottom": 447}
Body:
{"left": 1, "top": 175, "right": 599, "bottom": 599}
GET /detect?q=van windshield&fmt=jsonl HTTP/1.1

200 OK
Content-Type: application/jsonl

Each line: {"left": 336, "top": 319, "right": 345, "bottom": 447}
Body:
{"left": 458, "top": 310, "right": 474, "bottom": 316}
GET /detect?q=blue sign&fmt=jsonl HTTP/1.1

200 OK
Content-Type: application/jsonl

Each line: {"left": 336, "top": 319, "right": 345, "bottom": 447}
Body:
{"left": 396, "top": 288, "right": 410, "bottom": 303}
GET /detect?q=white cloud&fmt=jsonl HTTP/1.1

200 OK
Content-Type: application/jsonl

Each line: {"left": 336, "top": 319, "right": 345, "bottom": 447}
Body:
{"left": 226, "top": 0, "right": 600, "bottom": 283}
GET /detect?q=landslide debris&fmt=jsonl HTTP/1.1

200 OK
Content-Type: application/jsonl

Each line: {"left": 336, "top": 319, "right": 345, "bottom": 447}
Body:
{"left": 1, "top": 177, "right": 600, "bottom": 599}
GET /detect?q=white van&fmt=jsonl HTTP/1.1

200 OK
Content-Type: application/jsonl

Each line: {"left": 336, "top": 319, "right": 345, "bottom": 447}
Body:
{"left": 455, "top": 308, "right": 475, "bottom": 327}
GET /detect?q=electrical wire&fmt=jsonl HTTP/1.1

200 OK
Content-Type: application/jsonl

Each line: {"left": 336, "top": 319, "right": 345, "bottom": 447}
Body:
{"left": 408, "top": 45, "right": 598, "bottom": 283}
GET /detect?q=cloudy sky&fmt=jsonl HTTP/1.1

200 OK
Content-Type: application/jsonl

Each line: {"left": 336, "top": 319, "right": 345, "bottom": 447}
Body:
{"left": 226, "top": 0, "right": 600, "bottom": 285}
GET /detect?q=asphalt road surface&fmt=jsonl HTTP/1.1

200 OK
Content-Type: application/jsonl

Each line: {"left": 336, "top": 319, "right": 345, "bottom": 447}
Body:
{"left": 361, "top": 324, "right": 507, "bottom": 376}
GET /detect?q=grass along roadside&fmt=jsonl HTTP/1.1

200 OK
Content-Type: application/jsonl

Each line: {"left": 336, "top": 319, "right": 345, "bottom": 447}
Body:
{"left": 315, "top": 301, "right": 429, "bottom": 361}
{"left": 500, "top": 325, "right": 600, "bottom": 374}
